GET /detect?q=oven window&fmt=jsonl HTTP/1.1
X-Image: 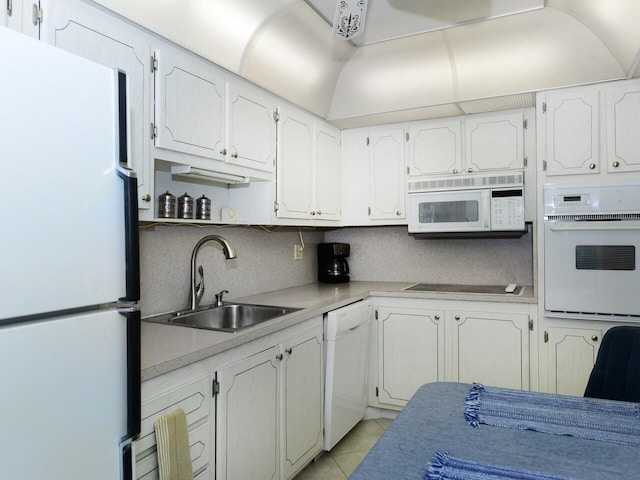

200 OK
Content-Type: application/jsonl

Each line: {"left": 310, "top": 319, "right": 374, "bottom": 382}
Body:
{"left": 576, "top": 246, "right": 636, "bottom": 271}
{"left": 418, "top": 200, "right": 479, "bottom": 224}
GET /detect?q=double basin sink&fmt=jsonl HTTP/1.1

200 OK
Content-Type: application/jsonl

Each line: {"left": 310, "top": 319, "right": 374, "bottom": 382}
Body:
{"left": 144, "top": 303, "right": 301, "bottom": 333}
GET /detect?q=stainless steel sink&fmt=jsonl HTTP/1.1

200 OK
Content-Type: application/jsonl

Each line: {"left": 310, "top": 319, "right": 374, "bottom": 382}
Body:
{"left": 144, "top": 303, "right": 301, "bottom": 332}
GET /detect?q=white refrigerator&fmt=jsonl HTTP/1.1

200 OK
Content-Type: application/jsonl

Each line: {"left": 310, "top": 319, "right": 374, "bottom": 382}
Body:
{"left": 0, "top": 27, "right": 141, "bottom": 479}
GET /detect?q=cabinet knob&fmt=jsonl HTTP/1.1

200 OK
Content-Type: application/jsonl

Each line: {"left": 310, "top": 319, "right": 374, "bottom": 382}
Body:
{"left": 434, "top": 315, "right": 440, "bottom": 321}
{"left": 591, "top": 335, "right": 599, "bottom": 342}
{"left": 452, "top": 168, "right": 458, "bottom": 174}
{"left": 285, "top": 348, "right": 293, "bottom": 355}
{"left": 276, "top": 353, "right": 283, "bottom": 360}
{"left": 141, "top": 194, "right": 151, "bottom": 202}
{"left": 310, "top": 210, "right": 316, "bottom": 216}
{"left": 396, "top": 210, "right": 401, "bottom": 216}
{"left": 589, "top": 163, "right": 596, "bottom": 170}
{"left": 454, "top": 315, "right": 460, "bottom": 321}
{"left": 231, "top": 152, "right": 238, "bottom": 159}
{"left": 467, "top": 167, "right": 473, "bottom": 173}
{"left": 612, "top": 161, "right": 620, "bottom": 168}
{"left": 220, "top": 148, "right": 227, "bottom": 156}
{"left": 317, "top": 210, "right": 322, "bottom": 216}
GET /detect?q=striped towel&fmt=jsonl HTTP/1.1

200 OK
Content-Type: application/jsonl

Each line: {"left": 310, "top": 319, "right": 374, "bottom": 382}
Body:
{"left": 465, "top": 383, "right": 640, "bottom": 446}
{"left": 154, "top": 408, "right": 193, "bottom": 480}
{"left": 424, "top": 452, "right": 573, "bottom": 480}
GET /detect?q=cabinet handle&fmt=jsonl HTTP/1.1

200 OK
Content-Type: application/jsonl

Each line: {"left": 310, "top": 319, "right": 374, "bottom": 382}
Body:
{"left": 454, "top": 315, "right": 460, "bottom": 321}
{"left": 231, "top": 152, "right": 238, "bottom": 159}
{"left": 452, "top": 168, "right": 458, "bottom": 174}
{"left": 591, "top": 335, "right": 599, "bottom": 342}
{"left": 7, "top": 0, "right": 12, "bottom": 16}
{"left": 317, "top": 210, "right": 322, "bottom": 216}
{"left": 467, "top": 167, "right": 473, "bottom": 173}
{"left": 141, "top": 194, "right": 151, "bottom": 203}
{"left": 589, "top": 163, "right": 596, "bottom": 170}
{"left": 220, "top": 148, "right": 227, "bottom": 156}
{"left": 434, "top": 315, "right": 440, "bottom": 321}
{"left": 396, "top": 210, "right": 402, "bottom": 216}
{"left": 276, "top": 353, "right": 283, "bottom": 360}
{"left": 310, "top": 210, "right": 316, "bottom": 216}
{"left": 612, "top": 161, "right": 620, "bottom": 168}
{"left": 285, "top": 348, "right": 293, "bottom": 355}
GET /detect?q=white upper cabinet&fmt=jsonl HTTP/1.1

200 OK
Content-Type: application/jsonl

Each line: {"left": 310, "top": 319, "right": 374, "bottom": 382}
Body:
{"left": 542, "top": 88, "right": 600, "bottom": 176}
{"left": 226, "top": 82, "right": 276, "bottom": 172}
{"left": 408, "top": 110, "right": 525, "bottom": 177}
{"left": 606, "top": 83, "right": 640, "bottom": 173}
{"left": 369, "top": 125, "right": 406, "bottom": 221}
{"left": 43, "top": 0, "right": 153, "bottom": 215}
{"left": 465, "top": 111, "right": 525, "bottom": 173}
{"left": 408, "top": 118, "right": 462, "bottom": 176}
{"left": 276, "top": 106, "right": 340, "bottom": 222}
{"left": 154, "top": 46, "right": 226, "bottom": 161}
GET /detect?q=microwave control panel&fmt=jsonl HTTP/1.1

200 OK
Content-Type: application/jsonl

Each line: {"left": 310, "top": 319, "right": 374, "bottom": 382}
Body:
{"left": 491, "top": 189, "right": 524, "bottom": 230}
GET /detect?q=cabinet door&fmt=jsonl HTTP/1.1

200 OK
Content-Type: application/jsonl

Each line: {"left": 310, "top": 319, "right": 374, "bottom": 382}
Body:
{"left": 544, "top": 89, "right": 600, "bottom": 176}
{"left": 282, "top": 331, "right": 323, "bottom": 479}
{"left": 216, "top": 347, "right": 280, "bottom": 480}
{"left": 546, "top": 327, "right": 601, "bottom": 396}
{"left": 465, "top": 111, "right": 524, "bottom": 173}
{"left": 377, "top": 307, "right": 445, "bottom": 407}
{"left": 340, "top": 128, "right": 370, "bottom": 225}
{"left": 314, "top": 122, "right": 341, "bottom": 221}
{"left": 44, "top": 0, "right": 153, "bottom": 211}
{"left": 408, "top": 118, "right": 462, "bottom": 176}
{"left": 606, "top": 83, "right": 640, "bottom": 173}
{"left": 226, "top": 81, "right": 276, "bottom": 172}
{"left": 154, "top": 47, "right": 225, "bottom": 160}
{"left": 276, "top": 107, "right": 314, "bottom": 219}
{"left": 369, "top": 126, "right": 406, "bottom": 220}
{"left": 451, "top": 311, "right": 530, "bottom": 390}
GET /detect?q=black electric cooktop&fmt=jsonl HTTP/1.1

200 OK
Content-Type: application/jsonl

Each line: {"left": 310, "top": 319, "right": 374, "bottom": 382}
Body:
{"left": 403, "top": 283, "right": 524, "bottom": 295}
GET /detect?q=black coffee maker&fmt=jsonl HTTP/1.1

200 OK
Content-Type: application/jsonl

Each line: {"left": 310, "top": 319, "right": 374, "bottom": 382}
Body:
{"left": 317, "top": 243, "right": 350, "bottom": 283}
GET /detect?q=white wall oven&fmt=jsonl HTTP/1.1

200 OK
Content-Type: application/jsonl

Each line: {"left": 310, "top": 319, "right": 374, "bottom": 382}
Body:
{"left": 407, "top": 172, "right": 525, "bottom": 236}
{"left": 544, "top": 183, "right": 640, "bottom": 318}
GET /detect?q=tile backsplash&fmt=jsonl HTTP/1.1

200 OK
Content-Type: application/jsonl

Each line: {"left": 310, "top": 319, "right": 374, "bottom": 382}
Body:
{"left": 140, "top": 224, "right": 534, "bottom": 317}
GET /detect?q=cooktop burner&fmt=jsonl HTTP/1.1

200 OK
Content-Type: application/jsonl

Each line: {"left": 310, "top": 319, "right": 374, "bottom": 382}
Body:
{"left": 404, "top": 283, "right": 524, "bottom": 295}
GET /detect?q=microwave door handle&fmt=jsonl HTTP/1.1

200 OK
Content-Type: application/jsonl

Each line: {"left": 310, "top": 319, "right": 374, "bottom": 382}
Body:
{"left": 548, "top": 223, "right": 640, "bottom": 232}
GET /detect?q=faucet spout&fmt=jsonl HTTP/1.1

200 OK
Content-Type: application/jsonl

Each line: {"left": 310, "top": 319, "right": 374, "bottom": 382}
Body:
{"left": 189, "top": 235, "right": 236, "bottom": 310}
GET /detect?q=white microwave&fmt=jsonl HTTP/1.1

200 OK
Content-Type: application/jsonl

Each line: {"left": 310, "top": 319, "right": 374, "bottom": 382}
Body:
{"left": 407, "top": 173, "right": 525, "bottom": 236}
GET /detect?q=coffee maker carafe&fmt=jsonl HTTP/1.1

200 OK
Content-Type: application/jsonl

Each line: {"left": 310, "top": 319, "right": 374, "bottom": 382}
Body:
{"left": 317, "top": 243, "right": 350, "bottom": 283}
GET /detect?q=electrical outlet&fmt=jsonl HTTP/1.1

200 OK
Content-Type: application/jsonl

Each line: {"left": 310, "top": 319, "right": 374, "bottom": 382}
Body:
{"left": 294, "top": 244, "right": 304, "bottom": 260}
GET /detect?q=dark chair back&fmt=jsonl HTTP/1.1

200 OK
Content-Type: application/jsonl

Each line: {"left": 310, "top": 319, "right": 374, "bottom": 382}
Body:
{"left": 584, "top": 326, "right": 640, "bottom": 402}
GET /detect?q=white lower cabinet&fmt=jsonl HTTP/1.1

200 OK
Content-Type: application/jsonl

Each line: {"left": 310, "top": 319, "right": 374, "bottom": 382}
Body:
{"left": 215, "top": 319, "right": 324, "bottom": 480}
{"left": 372, "top": 298, "right": 534, "bottom": 409}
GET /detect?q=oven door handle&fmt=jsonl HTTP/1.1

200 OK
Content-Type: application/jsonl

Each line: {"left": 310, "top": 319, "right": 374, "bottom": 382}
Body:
{"left": 548, "top": 223, "right": 640, "bottom": 232}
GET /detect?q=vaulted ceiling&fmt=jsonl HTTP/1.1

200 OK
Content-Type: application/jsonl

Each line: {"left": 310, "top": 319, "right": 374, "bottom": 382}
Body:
{"left": 93, "top": 0, "right": 640, "bottom": 127}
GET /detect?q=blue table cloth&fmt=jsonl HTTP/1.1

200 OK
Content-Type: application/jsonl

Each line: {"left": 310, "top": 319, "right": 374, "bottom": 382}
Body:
{"left": 350, "top": 383, "right": 639, "bottom": 480}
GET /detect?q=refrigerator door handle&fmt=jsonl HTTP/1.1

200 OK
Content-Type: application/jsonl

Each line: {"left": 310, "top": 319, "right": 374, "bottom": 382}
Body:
{"left": 119, "top": 307, "right": 141, "bottom": 441}
{"left": 117, "top": 165, "right": 140, "bottom": 302}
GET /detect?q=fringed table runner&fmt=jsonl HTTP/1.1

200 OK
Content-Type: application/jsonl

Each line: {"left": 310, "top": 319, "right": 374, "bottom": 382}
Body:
{"left": 465, "top": 383, "right": 640, "bottom": 446}
{"left": 424, "top": 452, "right": 573, "bottom": 480}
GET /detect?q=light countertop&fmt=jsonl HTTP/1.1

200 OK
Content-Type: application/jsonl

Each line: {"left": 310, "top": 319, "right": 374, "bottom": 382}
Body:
{"left": 141, "top": 281, "right": 536, "bottom": 381}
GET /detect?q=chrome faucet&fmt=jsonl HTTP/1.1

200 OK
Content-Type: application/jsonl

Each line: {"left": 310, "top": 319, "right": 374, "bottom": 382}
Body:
{"left": 189, "top": 235, "right": 237, "bottom": 310}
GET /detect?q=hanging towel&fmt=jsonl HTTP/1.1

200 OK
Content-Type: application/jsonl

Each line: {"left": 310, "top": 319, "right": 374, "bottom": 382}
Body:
{"left": 424, "top": 452, "right": 574, "bottom": 480}
{"left": 154, "top": 408, "right": 194, "bottom": 480}
{"left": 464, "top": 383, "right": 640, "bottom": 446}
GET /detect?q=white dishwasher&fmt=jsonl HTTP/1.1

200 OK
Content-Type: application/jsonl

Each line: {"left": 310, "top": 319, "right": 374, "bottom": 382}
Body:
{"left": 324, "top": 299, "right": 372, "bottom": 450}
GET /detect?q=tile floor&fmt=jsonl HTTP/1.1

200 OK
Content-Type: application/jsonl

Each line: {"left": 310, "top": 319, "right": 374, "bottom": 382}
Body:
{"left": 294, "top": 418, "right": 393, "bottom": 479}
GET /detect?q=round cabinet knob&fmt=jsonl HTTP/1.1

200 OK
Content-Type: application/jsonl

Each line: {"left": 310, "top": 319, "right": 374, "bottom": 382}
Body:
{"left": 434, "top": 315, "right": 440, "bottom": 321}
{"left": 276, "top": 353, "right": 283, "bottom": 360}
{"left": 589, "top": 163, "right": 596, "bottom": 170}
{"left": 141, "top": 194, "right": 151, "bottom": 202}
{"left": 612, "top": 161, "right": 620, "bottom": 168}
{"left": 454, "top": 315, "right": 461, "bottom": 321}
{"left": 591, "top": 335, "right": 599, "bottom": 342}
{"left": 467, "top": 167, "right": 473, "bottom": 173}
{"left": 231, "top": 152, "right": 238, "bottom": 159}
{"left": 310, "top": 211, "right": 316, "bottom": 216}
{"left": 396, "top": 210, "right": 402, "bottom": 216}
{"left": 220, "top": 148, "right": 227, "bottom": 156}
{"left": 452, "top": 169, "right": 458, "bottom": 174}
{"left": 285, "top": 348, "right": 293, "bottom": 355}
{"left": 317, "top": 210, "right": 322, "bottom": 216}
